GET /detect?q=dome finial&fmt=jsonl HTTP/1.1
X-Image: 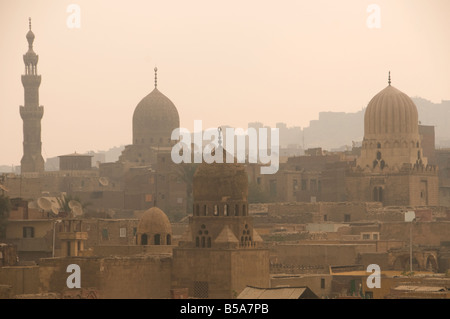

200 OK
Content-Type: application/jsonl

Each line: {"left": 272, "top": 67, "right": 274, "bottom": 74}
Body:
{"left": 388, "top": 71, "right": 391, "bottom": 86}
{"left": 218, "top": 127, "right": 223, "bottom": 147}
{"left": 29, "top": 17, "right": 31, "bottom": 31}
{"left": 154, "top": 67, "right": 158, "bottom": 88}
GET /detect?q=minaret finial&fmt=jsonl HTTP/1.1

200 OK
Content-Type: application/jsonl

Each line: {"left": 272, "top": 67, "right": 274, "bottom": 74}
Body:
{"left": 218, "top": 127, "right": 222, "bottom": 148}
{"left": 29, "top": 17, "right": 31, "bottom": 30}
{"left": 388, "top": 71, "right": 391, "bottom": 86}
{"left": 154, "top": 67, "right": 158, "bottom": 88}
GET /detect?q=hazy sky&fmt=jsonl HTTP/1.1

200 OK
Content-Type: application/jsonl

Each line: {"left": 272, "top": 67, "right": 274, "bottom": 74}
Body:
{"left": 1, "top": 0, "right": 449, "bottom": 166}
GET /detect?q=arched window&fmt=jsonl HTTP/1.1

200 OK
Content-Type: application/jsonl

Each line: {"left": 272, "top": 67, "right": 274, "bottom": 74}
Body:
{"left": 154, "top": 234, "right": 161, "bottom": 245}
{"left": 166, "top": 234, "right": 171, "bottom": 245}
{"left": 377, "top": 143, "right": 381, "bottom": 149}
{"left": 242, "top": 204, "right": 246, "bottom": 216}
{"left": 203, "top": 205, "right": 207, "bottom": 216}
{"left": 141, "top": 234, "right": 148, "bottom": 245}
{"left": 213, "top": 205, "right": 219, "bottom": 216}
{"left": 207, "top": 237, "right": 211, "bottom": 248}
{"left": 378, "top": 188, "right": 383, "bottom": 203}
{"left": 376, "top": 151, "right": 382, "bottom": 160}
{"left": 235, "top": 204, "right": 239, "bottom": 216}
{"left": 201, "top": 237, "right": 206, "bottom": 248}
{"left": 224, "top": 204, "right": 229, "bottom": 216}
{"left": 196, "top": 237, "right": 200, "bottom": 247}
{"left": 373, "top": 187, "right": 379, "bottom": 202}
{"left": 196, "top": 205, "right": 200, "bottom": 216}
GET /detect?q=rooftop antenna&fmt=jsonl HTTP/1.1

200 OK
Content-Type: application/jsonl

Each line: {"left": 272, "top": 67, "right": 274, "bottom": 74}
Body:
{"left": 154, "top": 67, "right": 158, "bottom": 88}
{"left": 388, "top": 71, "right": 391, "bottom": 86}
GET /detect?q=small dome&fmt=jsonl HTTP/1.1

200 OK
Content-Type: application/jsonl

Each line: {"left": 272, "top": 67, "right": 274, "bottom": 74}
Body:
{"left": 132, "top": 88, "right": 179, "bottom": 146}
{"left": 364, "top": 85, "right": 419, "bottom": 137}
{"left": 193, "top": 147, "right": 248, "bottom": 202}
{"left": 137, "top": 207, "right": 172, "bottom": 235}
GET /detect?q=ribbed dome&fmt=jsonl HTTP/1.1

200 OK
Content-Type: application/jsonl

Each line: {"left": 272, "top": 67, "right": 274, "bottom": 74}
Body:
{"left": 137, "top": 207, "right": 172, "bottom": 235}
{"left": 132, "top": 88, "right": 179, "bottom": 146}
{"left": 364, "top": 85, "right": 419, "bottom": 137}
{"left": 193, "top": 147, "right": 248, "bottom": 202}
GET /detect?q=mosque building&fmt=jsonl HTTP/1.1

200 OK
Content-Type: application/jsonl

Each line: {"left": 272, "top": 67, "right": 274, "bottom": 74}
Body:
{"left": 346, "top": 73, "right": 439, "bottom": 206}
{"left": 20, "top": 18, "right": 45, "bottom": 173}
{"left": 171, "top": 141, "right": 270, "bottom": 298}
{"left": 118, "top": 67, "right": 180, "bottom": 166}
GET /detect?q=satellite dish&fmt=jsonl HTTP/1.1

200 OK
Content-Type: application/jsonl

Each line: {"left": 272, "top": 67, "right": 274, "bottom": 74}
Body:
{"left": 99, "top": 177, "right": 109, "bottom": 186}
{"left": 68, "top": 200, "right": 82, "bottom": 210}
{"left": 72, "top": 205, "right": 83, "bottom": 217}
{"left": 51, "top": 204, "right": 59, "bottom": 215}
{"left": 37, "top": 197, "right": 52, "bottom": 211}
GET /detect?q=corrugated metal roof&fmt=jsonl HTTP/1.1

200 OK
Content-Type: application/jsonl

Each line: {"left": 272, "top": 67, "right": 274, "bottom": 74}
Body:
{"left": 394, "top": 285, "right": 446, "bottom": 292}
{"left": 238, "top": 286, "right": 314, "bottom": 299}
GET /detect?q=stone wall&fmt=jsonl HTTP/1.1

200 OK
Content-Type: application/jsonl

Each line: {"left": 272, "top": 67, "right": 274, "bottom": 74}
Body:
{"left": 38, "top": 255, "right": 172, "bottom": 298}
{"left": 0, "top": 266, "right": 40, "bottom": 296}
{"left": 380, "top": 221, "right": 450, "bottom": 246}
{"left": 172, "top": 247, "right": 269, "bottom": 299}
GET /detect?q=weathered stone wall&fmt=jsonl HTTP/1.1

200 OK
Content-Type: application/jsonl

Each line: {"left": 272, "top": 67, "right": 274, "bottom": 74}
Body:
{"left": 0, "top": 266, "right": 40, "bottom": 296}
{"left": 380, "top": 221, "right": 450, "bottom": 246}
{"left": 172, "top": 248, "right": 269, "bottom": 299}
{"left": 38, "top": 255, "right": 172, "bottom": 298}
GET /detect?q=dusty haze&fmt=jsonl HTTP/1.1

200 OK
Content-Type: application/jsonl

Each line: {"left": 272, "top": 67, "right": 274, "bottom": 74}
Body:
{"left": 1, "top": 0, "right": 449, "bottom": 166}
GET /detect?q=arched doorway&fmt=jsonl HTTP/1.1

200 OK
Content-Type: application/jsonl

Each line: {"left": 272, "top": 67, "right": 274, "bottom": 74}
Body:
{"left": 426, "top": 255, "right": 438, "bottom": 272}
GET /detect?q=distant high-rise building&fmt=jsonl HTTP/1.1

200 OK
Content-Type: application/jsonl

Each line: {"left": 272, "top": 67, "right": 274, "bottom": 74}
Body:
{"left": 20, "top": 18, "right": 45, "bottom": 173}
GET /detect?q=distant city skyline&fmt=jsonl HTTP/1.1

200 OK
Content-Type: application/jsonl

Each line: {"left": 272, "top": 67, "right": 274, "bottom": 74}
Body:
{"left": 1, "top": 0, "right": 450, "bottom": 165}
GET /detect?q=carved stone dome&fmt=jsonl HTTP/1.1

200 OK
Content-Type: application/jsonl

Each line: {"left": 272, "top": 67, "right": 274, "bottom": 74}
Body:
{"left": 193, "top": 147, "right": 248, "bottom": 202}
{"left": 137, "top": 207, "right": 172, "bottom": 237}
{"left": 364, "top": 85, "right": 419, "bottom": 138}
{"left": 132, "top": 87, "right": 179, "bottom": 147}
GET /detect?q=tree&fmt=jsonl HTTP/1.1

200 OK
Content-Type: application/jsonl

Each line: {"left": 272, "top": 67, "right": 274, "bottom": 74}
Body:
{"left": 175, "top": 163, "right": 199, "bottom": 214}
{"left": 248, "top": 181, "right": 271, "bottom": 203}
{"left": 0, "top": 195, "right": 11, "bottom": 239}
{"left": 56, "top": 194, "right": 92, "bottom": 215}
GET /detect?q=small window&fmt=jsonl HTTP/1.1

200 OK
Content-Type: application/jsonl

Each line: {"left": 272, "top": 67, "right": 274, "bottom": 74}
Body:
{"left": 344, "top": 214, "right": 351, "bottom": 222}
{"left": 133, "top": 227, "right": 137, "bottom": 236}
{"left": 213, "top": 205, "right": 219, "bottom": 216}
{"left": 321, "top": 278, "right": 326, "bottom": 289}
{"left": 323, "top": 214, "right": 328, "bottom": 222}
{"left": 373, "top": 233, "right": 379, "bottom": 240}
{"left": 362, "top": 234, "right": 371, "bottom": 240}
{"left": 23, "top": 227, "right": 35, "bottom": 238}
{"left": 119, "top": 227, "right": 126, "bottom": 238}
{"left": 154, "top": 234, "right": 161, "bottom": 245}
{"left": 301, "top": 179, "right": 307, "bottom": 191}
{"left": 102, "top": 228, "right": 108, "bottom": 240}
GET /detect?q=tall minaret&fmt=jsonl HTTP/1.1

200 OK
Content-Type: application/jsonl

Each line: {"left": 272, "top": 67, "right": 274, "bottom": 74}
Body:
{"left": 20, "top": 18, "right": 45, "bottom": 173}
